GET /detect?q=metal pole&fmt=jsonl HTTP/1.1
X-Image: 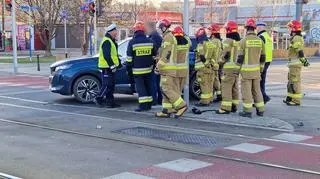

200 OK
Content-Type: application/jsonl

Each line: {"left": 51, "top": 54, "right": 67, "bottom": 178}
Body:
{"left": 37, "top": 54, "right": 40, "bottom": 71}
{"left": 12, "top": 0, "right": 18, "bottom": 73}
{"left": 64, "top": 16, "right": 67, "bottom": 58}
{"left": 183, "top": 0, "right": 190, "bottom": 106}
{"left": 296, "top": 0, "right": 303, "bottom": 21}
{"left": 94, "top": 0, "right": 98, "bottom": 54}
{"left": 28, "top": 5, "right": 32, "bottom": 62}
{"left": 89, "top": 23, "right": 93, "bottom": 56}
{"left": 2, "top": 0, "right": 5, "bottom": 51}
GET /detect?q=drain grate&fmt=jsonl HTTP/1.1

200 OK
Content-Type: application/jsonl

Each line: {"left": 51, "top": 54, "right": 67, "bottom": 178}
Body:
{"left": 113, "top": 127, "right": 217, "bottom": 147}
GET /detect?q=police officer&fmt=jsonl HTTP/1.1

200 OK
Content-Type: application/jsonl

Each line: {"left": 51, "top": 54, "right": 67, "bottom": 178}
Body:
{"left": 155, "top": 20, "right": 190, "bottom": 118}
{"left": 94, "top": 24, "right": 121, "bottom": 108}
{"left": 216, "top": 21, "right": 241, "bottom": 114}
{"left": 127, "top": 21, "right": 157, "bottom": 112}
{"left": 209, "top": 23, "right": 223, "bottom": 103}
{"left": 283, "top": 20, "right": 310, "bottom": 106}
{"left": 195, "top": 27, "right": 217, "bottom": 106}
{"left": 257, "top": 22, "right": 273, "bottom": 104}
{"left": 237, "top": 19, "right": 266, "bottom": 118}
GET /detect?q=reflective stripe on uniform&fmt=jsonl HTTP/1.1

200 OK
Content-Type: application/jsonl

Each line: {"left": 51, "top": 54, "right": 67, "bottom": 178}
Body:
{"left": 161, "top": 64, "right": 187, "bottom": 70}
{"left": 224, "top": 62, "right": 241, "bottom": 69}
{"left": 200, "top": 93, "right": 212, "bottom": 99}
{"left": 216, "top": 91, "right": 222, "bottom": 95}
{"left": 255, "top": 101, "right": 265, "bottom": 108}
{"left": 222, "top": 101, "right": 232, "bottom": 107}
{"left": 195, "top": 62, "right": 205, "bottom": 69}
{"left": 243, "top": 103, "right": 253, "bottom": 109}
{"left": 241, "top": 64, "right": 260, "bottom": 72}
{"left": 132, "top": 67, "right": 153, "bottom": 75}
{"left": 163, "top": 102, "right": 173, "bottom": 109}
{"left": 232, "top": 100, "right": 240, "bottom": 105}
{"left": 246, "top": 40, "right": 262, "bottom": 47}
{"left": 139, "top": 96, "right": 153, "bottom": 103}
{"left": 288, "top": 93, "right": 303, "bottom": 99}
{"left": 127, "top": 56, "right": 133, "bottom": 62}
{"left": 173, "top": 97, "right": 184, "bottom": 108}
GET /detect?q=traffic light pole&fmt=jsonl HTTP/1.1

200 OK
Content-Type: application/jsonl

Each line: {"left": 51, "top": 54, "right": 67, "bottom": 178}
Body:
{"left": 94, "top": 0, "right": 98, "bottom": 55}
{"left": 183, "top": 0, "right": 190, "bottom": 106}
{"left": 12, "top": 0, "right": 18, "bottom": 73}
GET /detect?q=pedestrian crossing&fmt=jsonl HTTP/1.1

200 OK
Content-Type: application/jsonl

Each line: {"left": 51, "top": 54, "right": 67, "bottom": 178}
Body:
{"left": 103, "top": 133, "right": 320, "bottom": 179}
{"left": 0, "top": 75, "right": 49, "bottom": 90}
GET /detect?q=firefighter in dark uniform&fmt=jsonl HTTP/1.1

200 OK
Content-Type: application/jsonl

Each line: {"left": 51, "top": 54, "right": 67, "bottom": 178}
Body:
{"left": 127, "top": 21, "right": 157, "bottom": 112}
{"left": 94, "top": 24, "right": 121, "bottom": 108}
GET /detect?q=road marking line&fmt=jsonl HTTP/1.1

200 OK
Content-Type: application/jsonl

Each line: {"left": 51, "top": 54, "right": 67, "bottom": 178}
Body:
{"left": 102, "top": 172, "right": 154, "bottom": 179}
{"left": 0, "top": 172, "right": 22, "bottom": 179}
{"left": 224, "top": 143, "right": 273, "bottom": 154}
{"left": 155, "top": 158, "right": 212, "bottom": 172}
{"left": 0, "top": 90, "right": 48, "bottom": 96}
{"left": 272, "top": 133, "right": 313, "bottom": 142}
{"left": 0, "top": 95, "right": 293, "bottom": 132}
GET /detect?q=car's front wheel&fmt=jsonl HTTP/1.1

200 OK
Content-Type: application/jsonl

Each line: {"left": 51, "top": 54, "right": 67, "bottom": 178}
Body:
{"left": 73, "top": 75, "right": 101, "bottom": 103}
{"left": 190, "top": 72, "right": 201, "bottom": 100}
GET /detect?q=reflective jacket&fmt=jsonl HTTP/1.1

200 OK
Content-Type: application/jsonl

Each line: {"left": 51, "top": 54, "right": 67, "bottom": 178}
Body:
{"left": 98, "top": 34, "right": 120, "bottom": 69}
{"left": 195, "top": 36, "right": 217, "bottom": 73}
{"left": 210, "top": 37, "right": 223, "bottom": 71}
{"left": 220, "top": 38, "right": 241, "bottom": 74}
{"left": 157, "top": 31, "right": 191, "bottom": 77}
{"left": 258, "top": 30, "right": 273, "bottom": 62}
{"left": 238, "top": 32, "right": 266, "bottom": 79}
{"left": 288, "top": 35, "right": 304, "bottom": 67}
{"left": 127, "top": 31, "right": 157, "bottom": 75}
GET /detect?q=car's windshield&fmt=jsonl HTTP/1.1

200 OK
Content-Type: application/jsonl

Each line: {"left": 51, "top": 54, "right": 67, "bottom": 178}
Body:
{"left": 93, "top": 39, "right": 130, "bottom": 58}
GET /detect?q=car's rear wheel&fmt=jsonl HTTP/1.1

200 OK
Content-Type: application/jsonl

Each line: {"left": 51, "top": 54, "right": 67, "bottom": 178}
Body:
{"left": 73, "top": 75, "right": 101, "bottom": 103}
{"left": 190, "top": 72, "right": 201, "bottom": 100}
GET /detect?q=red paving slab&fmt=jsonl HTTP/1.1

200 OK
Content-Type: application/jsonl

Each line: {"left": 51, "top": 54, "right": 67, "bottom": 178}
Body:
{"left": 0, "top": 76, "right": 48, "bottom": 87}
{"left": 216, "top": 140, "right": 320, "bottom": 172}
{"left": 303, "top": 135, "right": 320, "bottom": 145}
{"left": 135, "top": 157, "right": 319, "bottom": 179}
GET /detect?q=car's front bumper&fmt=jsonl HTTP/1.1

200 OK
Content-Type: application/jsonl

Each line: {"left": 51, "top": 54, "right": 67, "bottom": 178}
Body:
{"left": 49, "top": 70, "right": 71, "bottom": 95}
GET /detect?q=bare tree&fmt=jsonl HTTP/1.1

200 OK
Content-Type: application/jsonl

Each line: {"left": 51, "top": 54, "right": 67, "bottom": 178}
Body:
{"left": 254, "top": 0, "right": 267, "bottom": 21}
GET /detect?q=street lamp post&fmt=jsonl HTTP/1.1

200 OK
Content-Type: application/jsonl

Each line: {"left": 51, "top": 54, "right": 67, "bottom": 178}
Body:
{"left": 183, "top": 0, "right": 190, "bottom": 106}
{"left": 296, "top": 0, "right": 303, "bottom": 21}
{"left": 12, "top": 0, "right": 18, "bottom": 73}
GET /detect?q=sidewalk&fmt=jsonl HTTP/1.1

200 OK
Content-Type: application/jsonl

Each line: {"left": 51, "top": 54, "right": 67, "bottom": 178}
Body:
{"left": 0, "top": 62, "right": 51, "bottom": 76}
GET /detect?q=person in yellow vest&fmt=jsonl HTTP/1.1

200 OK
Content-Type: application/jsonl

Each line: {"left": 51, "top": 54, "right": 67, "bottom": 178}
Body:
{"left": 257, "top": 22, "right": 273, "bottom": 104}
{"left": 194, "top": 27, "right": 217, "bottom": 106}
{"left": 237, "top": 19, "right": 266, "bottom": 118}
{"left": 283, "top": 20, "right": 310, "bottom": 106}
{"left": 216, "top": 21, "right": 241, "bottom": 114}
{"left": 209, "top": 23, "right": 222, "bottom": 103}
{"left": 155, "top": 20, "right": 190, "bottom": 118}
{"left": 94, "top": 24, "right": 121, "bottom": 108}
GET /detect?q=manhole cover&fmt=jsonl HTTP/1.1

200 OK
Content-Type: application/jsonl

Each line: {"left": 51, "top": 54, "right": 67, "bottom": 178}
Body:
{"left": 113, "top": 127, "right": 217, "bottom": 147}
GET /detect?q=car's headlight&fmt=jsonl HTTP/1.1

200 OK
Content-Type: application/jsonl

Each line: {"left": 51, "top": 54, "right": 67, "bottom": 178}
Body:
{"left": 55, "top": 64, "right": 72, "bottom": 71}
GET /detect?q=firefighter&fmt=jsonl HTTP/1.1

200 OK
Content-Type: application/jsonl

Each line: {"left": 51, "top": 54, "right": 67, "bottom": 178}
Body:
{"left": 155, "top": 21, "right": 190, "bottom": 118}
{"left": 257, "top": 22, "right": 273, "bottom": 104}
{"left": 237, "top": 18, "right": 266, "bottom": 118}
{"left": 127, "top": 21, "right": 157, "bottom": 112}
{"left": 95, "top": 24, "right": 121, "bottom": 108}
{"left": 195, "top": 27, "right": 217, "bottom": 106}
{"left": 283, "top": 20, "right": 310, "bottom": 106}
{"left": 209, "top": 23, "right": 223, "bottom": 103}
{"left": 216, "top": 21, "right": 241, "bottom": 114}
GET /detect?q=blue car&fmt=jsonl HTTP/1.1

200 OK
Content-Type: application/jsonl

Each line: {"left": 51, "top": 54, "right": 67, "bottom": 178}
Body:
{"left": 49, "top": 37, "right": 201, "bottom": 103}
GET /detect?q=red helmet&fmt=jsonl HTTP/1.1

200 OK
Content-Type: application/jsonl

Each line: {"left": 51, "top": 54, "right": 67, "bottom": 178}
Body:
{"left": 133, "top": 21, "right": 145, "bottom": 32}
{"left": 287, "top": 20, "right": 302, "bottom": 32}
{"left": 172, "top": 26, "right": 184, "bottom": 37}
{"left": 195, "top": 27, "right": 206, "bottom": 38}
{"left": 210, "top": 23, "right": 221, "bottom": 34}
{"left": 245, "top": 18, "right": 257, "bottom": 29}
{"left": 225, "top": 21, "right": 238, "bottom": 34}
{"left": 158, "top": 19, "right": 171, "bottom": 29}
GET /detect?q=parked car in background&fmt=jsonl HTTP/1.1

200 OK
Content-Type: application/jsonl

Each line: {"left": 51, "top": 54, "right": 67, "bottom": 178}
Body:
{"left": 49, "top": 37, "right": 201, "bottom": 103}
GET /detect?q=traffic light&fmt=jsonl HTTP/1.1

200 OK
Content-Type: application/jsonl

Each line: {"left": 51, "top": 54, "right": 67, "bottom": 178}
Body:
{"left": 5, "top": 0, "right": 12, "bottom": 11}
{"left": 303, "top": 0, "right": 310, "bottom": 4}
{"left": 89, "top": 2, "right": 95, "bottom": 17}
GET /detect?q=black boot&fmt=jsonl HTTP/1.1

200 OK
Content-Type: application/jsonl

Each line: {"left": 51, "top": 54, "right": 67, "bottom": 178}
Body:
{"left": 256, "top": 109, "right": 264, "bottom": 117}
{"left": 231, "top": 104, "right": 238, "bottom": 113}
{"left": 283, "top": 96, "right": 292, "bottom": 104}
{"left": 239, "top": 112, "right": 252, "bottom": 118}
{"left": 195, "top": 103, "right": 210, "bottom": 107}
{"left": 212, "top": 95, "right": 222, "bottom": 103}
{"left": 106, "top": 103, "right": 121, "bottom": 108}
{"left": 94, "top": 97, "right": 105, "bottom": 107}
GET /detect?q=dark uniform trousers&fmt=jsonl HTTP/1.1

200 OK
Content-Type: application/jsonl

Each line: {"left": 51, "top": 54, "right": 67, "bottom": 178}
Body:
{"left": 135, "top": 73, "right": 153, "bottom": 110}
{"left": 98, "top": 68, "right": 116, "bottom": 105}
